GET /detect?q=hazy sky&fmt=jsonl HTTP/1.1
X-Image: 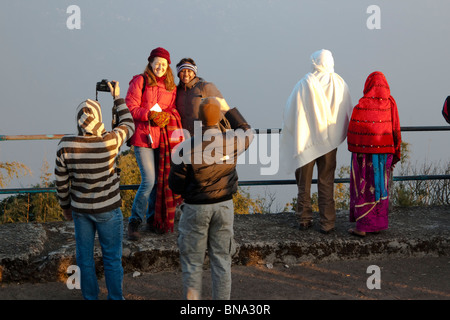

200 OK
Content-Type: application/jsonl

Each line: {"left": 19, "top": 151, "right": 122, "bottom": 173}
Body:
{"left": 1, "top": 0, "right": 449, "bottom": 207}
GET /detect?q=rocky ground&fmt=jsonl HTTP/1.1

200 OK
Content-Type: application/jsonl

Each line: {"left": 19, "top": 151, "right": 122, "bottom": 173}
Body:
{"left": 0, "top": 206, "right": 448, "bottom": 308}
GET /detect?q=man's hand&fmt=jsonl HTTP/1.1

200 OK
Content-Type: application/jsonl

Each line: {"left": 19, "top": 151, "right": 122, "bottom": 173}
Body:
{"left": 216, "top": 97, "right": 230, "bottom": 113}
{"left": 63, "top": 208, "right": 73, "bottom": 221}
{"left": 108, "top": 81, "right": 120, "bottom": 99}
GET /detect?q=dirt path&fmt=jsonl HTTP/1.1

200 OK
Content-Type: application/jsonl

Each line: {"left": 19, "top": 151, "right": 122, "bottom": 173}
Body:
{"left": 1, "top": 256, "right": 449, "bottom": 301}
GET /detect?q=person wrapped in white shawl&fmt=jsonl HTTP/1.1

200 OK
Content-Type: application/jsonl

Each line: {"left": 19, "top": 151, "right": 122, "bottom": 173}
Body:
{"left": 280, "top": 49, "right": 353, "bottom": 234}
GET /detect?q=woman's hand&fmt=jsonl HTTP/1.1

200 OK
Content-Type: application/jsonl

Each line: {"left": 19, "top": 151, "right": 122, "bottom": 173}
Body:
{"left": 149, "top": 110, "right": 170, "bottom": 128}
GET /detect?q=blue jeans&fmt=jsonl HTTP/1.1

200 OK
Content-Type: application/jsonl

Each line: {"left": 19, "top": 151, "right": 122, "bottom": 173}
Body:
{"left": 72, "top": 208, "right": 124, "bottom": 300}
{"left": 130, "top": 147, "right": 158, "bottom": 224}
{"left": 177, "top": 200, "right": 235, "bottom": 300}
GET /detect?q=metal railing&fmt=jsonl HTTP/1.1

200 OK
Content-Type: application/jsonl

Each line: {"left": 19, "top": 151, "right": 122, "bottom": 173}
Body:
{"left": 0, "top": 126, "right": 449, "bottom": 195}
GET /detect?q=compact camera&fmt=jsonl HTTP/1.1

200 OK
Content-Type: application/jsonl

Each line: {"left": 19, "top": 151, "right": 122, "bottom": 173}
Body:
{"left": 95, "top": 79, "right": 116, "bottom": 101}
{"left": 96, "top": 79, "right": 114, "bottom": 92}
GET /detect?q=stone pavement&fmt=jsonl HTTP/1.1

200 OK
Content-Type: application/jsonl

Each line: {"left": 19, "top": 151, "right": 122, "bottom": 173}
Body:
{"left": 0, "top": 206, "right": 448, "bottom": 286}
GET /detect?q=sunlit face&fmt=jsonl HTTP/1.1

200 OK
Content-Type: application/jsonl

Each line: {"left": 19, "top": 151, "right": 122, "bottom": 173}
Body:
{"left": 179, "top": 68, "right": 196, "bottom": 84}
{"left": 151, "top": 57, "right": 168, "bottom": 78}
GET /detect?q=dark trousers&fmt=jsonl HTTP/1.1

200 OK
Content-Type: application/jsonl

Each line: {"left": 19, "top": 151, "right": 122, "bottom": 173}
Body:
{"left": 295, "top": 148, "right": 337, "bottom": 231}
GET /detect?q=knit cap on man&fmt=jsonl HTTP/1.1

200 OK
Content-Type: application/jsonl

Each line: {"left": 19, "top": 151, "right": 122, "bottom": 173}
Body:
{"left": 199, "top": 97, "right": 221, "bottom": 126}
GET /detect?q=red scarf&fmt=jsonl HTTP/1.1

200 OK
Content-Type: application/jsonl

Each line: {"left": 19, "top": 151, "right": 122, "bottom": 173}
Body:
{"left": 153, "top": 108, "right": 184, "bottom": 233}
{"left": 347, "top": 71, "right": 401, "bottom": 164}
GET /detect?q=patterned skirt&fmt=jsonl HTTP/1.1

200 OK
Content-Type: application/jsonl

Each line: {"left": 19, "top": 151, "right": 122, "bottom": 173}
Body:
{"left": 349, "top": 153, "right": 393, "bottom": 232}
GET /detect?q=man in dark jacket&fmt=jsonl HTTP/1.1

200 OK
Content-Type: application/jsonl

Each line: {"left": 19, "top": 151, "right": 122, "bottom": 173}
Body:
{"left": 169, "top": 97, "right": 253, "bottom": 300}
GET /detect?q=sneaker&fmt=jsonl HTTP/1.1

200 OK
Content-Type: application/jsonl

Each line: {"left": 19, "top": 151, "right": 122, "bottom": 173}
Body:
{"left": 127, "top": 220, "right": 141, "bottom": 241}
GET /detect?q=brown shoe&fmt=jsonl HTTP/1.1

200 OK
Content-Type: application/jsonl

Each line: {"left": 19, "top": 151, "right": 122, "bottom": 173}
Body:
{"left": 319, "top": 228, "right": 335, "bottom": 235}
{"left": 127, "top": 220, "right": 141, "bottom": 241}
{"left": 299, "top": 220, "right": 313, "bottom": 230}
{"left": 348, "top": 228, "right": 366, "bottom": 238}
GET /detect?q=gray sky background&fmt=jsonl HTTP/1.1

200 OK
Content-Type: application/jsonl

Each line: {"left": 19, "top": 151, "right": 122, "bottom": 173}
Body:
{"left": 1, "top": 0, "right": 449, "bottom": 208}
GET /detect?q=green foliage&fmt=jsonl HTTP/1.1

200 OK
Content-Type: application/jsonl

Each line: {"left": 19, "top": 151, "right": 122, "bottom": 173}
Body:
{"left": 116, "top": 147, "right": 140, "bottom": 218}
{"left": 0, "top": 161, "right": 31, "bottom": 188}
{"left": 30, "top": 160, "right": 61, "bottom": 222}
{"left": 286, "top": 140, "right": 450, "bottom": 211}
{"left": 1, "top": 139, "right": 449, "bottom": 224}
{"left": 390, "top": 141, "right": 450, "bottom": 206}
{"left": 232, "top": 187, "right": 263, "bottom": 214}
{"left": 0, "top": 150, "right": 141, "bottom": 224}
{"left": 286, "top": 165, "right": 351, "bottom": 213}
{"left": 0, "top": 159, "right": 62, "bottom": 223}
{"left": 116, "top": 148, "right": 274, "bottom": 216}
{"left": 335, "top": 166, "right": 351, "bottom": 210}
{"left": 1, "top": 194, "right": 31, "bottom": 223}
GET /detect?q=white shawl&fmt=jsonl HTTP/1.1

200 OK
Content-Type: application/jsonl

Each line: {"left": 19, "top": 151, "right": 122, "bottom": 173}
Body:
{"left": 279, "top": 49, "right": 353, "bottom": 174}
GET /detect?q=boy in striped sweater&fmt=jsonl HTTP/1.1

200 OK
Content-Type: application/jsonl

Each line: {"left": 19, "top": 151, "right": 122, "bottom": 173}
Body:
{"left": 55, "top": 81, "right": 134, "bottom": 300}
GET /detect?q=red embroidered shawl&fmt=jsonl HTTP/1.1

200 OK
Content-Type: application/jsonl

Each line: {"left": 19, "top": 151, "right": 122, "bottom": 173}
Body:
{"left": 347, "top": 71, "right": 401, "bottom": 164}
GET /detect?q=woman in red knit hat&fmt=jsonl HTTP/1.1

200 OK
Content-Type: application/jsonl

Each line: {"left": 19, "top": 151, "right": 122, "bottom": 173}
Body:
{"left": 346, "top": 71, "right": 401, "bottom": 237}
{"left": 125, "top": 47, "right": 184, "bottom": 239}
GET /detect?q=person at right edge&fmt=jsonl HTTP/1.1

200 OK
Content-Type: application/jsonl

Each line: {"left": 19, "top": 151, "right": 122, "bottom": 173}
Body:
{"left": 442, "top": 95, "right": 450, "bottom": 124}
{"left": 346, "top": 71, "right": 401, "bottom": 238}
{"left": 169, "top": 97, "right": 254, "bottom": 300}
{"left": 279, "top": 49, "right": 353, "bottom": 234}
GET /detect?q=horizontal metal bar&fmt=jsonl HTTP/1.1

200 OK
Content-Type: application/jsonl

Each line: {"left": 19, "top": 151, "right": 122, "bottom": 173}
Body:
{"left": 0, "top": 126, "right": 449, "bottom": 141}
{"left": 399, "top": 126, "right": 450, "bottom": 132}
{"left": 238, "top": 175, "right": 450, "bottom": 186}
{"left": 1, "top": 175, "right": 448, "bottom": 195}
{"left": 0, "top": 187, "right": 58, "bottom": 194}
{"left": 253, "top": 126, "right": 450, "bottom": 134}
{"left": 115, "top": 174, "right": 447, "bottom": 187}
{"left": 0, "top": 134, "right": 65, "bottom": 141}
{"left": 0, "top": 126, "right": 448, "bottom": 195}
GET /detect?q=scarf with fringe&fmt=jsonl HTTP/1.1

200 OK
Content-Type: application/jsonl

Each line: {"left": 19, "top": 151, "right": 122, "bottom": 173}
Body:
{"left": 153, "top": 108, "right": 184, "bottom": 232}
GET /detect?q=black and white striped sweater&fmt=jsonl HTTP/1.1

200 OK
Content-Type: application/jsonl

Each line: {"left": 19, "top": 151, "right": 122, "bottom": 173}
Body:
{"left": 55, "top": 98, "right": 135, "bottom": 214}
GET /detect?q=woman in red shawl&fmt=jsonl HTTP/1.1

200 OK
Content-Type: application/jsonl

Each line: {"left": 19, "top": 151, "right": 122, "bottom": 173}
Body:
{"left": 346, "top": 71, "right": 401, "bottom": 237}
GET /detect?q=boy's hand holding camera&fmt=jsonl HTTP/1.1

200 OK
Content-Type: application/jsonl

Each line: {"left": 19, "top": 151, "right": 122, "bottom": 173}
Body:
{"left": 107, "top": 81, "right": 120, "bottom": 100}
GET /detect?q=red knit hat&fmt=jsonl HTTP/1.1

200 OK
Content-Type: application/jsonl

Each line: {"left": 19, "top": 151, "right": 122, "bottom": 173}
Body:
{"left": 148, "top": 47, "right": 171, "bottom": 64}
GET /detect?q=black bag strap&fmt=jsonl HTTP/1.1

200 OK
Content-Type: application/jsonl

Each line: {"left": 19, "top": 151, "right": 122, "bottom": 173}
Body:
{"left": 141, "top": 74, "right": 147, "bottom": 96}
{"left": 126, "top": 75, "right": 147, "bottom": 148}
